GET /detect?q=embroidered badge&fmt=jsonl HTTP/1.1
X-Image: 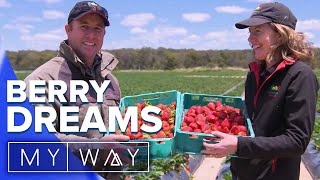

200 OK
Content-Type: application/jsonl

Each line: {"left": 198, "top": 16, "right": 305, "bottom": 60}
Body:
{"left": 268, "top": 85, "right": 280, "bottom": 97}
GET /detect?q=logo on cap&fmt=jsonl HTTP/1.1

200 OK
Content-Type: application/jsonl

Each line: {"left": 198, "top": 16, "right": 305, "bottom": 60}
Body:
{"left": 88, "top": 2, "right": 97, "bottom": 7}
{"left": 255, "top": 6, "right": 262, "bottom": 12}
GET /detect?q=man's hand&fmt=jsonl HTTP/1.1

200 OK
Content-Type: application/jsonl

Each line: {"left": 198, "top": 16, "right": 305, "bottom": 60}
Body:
{"left": 100, "top": 134, "right": 130, "bottom": 142}
{"left": 201, "top": 131, "right": 238, "bottom": 158}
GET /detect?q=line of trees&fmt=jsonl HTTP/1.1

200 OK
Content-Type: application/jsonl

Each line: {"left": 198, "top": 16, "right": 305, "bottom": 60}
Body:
{"left": 6, "top": 47, "right": 320, "bottom": 70}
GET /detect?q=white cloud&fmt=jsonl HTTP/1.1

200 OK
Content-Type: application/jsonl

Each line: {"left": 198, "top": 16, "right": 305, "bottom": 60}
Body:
{"left": 130, "top": 27, "right": 147, "bottom": 34}
{"left": 26, "top": 0, "right": 63, "bottom": 4}
{"left": 0, "top": 0, "right": 11, "bottom": 8}
{"left": 296, "top": 19, "right": 320, "bottom": 31}
{"left": 14, "top": 16, "right": 42, "bottom": 22}
{"left": 182, "top": 13, "right": 211, "bottom": 23}
{"left": 43, "top": 10, "right": 66, "bottom": 19}
{"left": 304, "top": 32, "right": 315, "bottom": 40}
{"left": 153, "top": 27, "right": 187, "bottom": 39}
{"left": 121, "top": 13, "right": 155, "bottom": 27}
{"left": 20, "top": 28, "right": 66, "bottom": 50}
{"left": 43, "top": 0, "right": 63, "bottom": 3}
{"left": 198, "top": 28, "right": 249, "bottom": 50}
{"left": 107, "top": 27, "right": 252, "bottom": 50}
{"left": 247, "top": 0, "right": 272, "bottom": 3}
{"left": 3, "top": 23, "right": 33, "bottom": 34}
{"left": 179, "top": 34, "right": 201, "bottom": 45}
{"left": 215, "top": 6, "right": 250, "bottom": 14}
{"left": 108, "top": 26, "right": 188, "bottom": 49}
{"left": 21, "top": 33, "right": 62, "bottom": 41}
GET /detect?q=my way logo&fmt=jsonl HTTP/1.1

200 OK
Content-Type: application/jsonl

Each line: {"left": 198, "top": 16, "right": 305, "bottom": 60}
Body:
{"left": 8, "top": 142, "right": 149, "bottom": 172}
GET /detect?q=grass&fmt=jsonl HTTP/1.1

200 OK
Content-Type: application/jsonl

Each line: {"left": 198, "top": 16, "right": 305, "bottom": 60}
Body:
{"left": 16, "top": 70, "right": 247, "bottom": 97}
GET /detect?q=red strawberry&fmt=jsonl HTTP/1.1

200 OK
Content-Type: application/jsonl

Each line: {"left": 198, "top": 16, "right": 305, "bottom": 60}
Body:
{"left": 220, "top": 119, "right": 231, "bottom": 129}
{"left": 186, "top": 165, "right": 190, "bottom": 172}
{"left": 206, "top": 114, "right": 216, "bottom": 123}
{"left": 157, "top": 131, "right": 166, "bottom": 138}
{"left": 150, "top": 134, "right": 157, "bottom": 138}
{"left": 168, "top": 132, "right": 174, "bottom": 138}
{"left": 215, "top": 101, "right": 222, "bottom": 107}
{"left": 195, "top": 114, "right": 206, "bottom": 122}
{"left": 196, "top": 120, "right": 206, "bottom": 127}
{"left": 201, "top": 124, "right": 210, "bottom": 132}
{"left": 216, "top": 105, "right": 225, "bottom": 111}
{"left": 196, "top": 106, "right": 204, "bottom": 115}
{"left": 181, "top": 126, "right": 193, "bottom": 132}
{"left": 222, "top": 127, "right": 230, "bottom": 133}
{"left": 229, "top": 111, "right": 237, "bottom": 120}
{"left": 238, "top": 131, "right": 247, "bottom": 136}
{"left": 211, "top": 124, "right": 218, "bottom": 131}
{"left": 204, "top": 129, "right": 213, "bottom": 134}
{"left": 207, "top": 102, "right": 216, "bottom": 111}
{"left": 162, "top": 121, "right": 170, "bottom": 131}
{"left": 182, "top": 121, "right": 188, "bottom": 127}
{"left": 238, "top": 125, "right": 247, "bottom": 132}
{"left": 219, "top": 111, "right": 227, "bottom": 119}
{"left": 134, "top": 132, "right": 142, "bottom": 139}
{"left": 161, "top": 110, "right": 170, "bottom": 121}
{"left": 234, "top": 116, "right": 245, "bottom": 125}
{"left": 189, "top": 122, "right": 198, "bottom": 130}
{"left": 231, "top": 122, "right": 238, "bottom": 127}
{"left": 230, "top": 126, "right": 240, "bottom": 135}
{"left": 186, "top": 116, "right": 195, "bottom": 124}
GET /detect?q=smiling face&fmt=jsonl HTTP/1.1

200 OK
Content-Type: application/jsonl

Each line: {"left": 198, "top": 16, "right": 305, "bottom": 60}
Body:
{"left": 65, "top": 12, "right": 105, "bottom": 67}
{"left": 248, "top": 23, "right": 280, "bottom": 65}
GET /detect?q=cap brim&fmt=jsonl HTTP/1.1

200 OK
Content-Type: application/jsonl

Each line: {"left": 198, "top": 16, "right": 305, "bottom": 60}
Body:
{"left": 235, "top": 17, "right": 271, "bottom": 29}
{"left": 74, "top": 11, "right": 110, "bottom": 26}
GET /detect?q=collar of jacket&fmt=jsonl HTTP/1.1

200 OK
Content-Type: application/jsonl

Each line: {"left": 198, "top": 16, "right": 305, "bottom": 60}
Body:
{"left": 248, "top": 60, "right": 294, "bottom": 86}
{"left": 248, "top": 60, "right": 295, "bottom": 109}
{"left": 58, "top": 40, "right": 119, "bottom": 78}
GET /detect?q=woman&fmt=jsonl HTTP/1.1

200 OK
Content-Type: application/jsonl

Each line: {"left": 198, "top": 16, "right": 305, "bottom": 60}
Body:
{"left": 201, "top": 2, "right": 319, "bottom": 180}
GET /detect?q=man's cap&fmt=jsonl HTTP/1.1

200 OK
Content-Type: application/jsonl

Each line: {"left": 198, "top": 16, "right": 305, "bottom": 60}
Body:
{"left": 235, "top": 2, "right": 297, "bottom": 30}
{"left": 68, "top": 1, "right": 110, "bottom": 26}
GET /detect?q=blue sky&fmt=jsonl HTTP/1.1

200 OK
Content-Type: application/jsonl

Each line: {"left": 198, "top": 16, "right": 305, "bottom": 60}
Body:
{"left": 1, "top": 0, "right": 320, "bottom": 51}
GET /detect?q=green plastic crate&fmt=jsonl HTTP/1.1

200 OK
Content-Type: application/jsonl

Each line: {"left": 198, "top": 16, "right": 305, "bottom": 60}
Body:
{"left": 175, "top": 93, "right": 255, "bottom": 156}
{"left": 119, "top": 90, "right": 182, "bottom": 159}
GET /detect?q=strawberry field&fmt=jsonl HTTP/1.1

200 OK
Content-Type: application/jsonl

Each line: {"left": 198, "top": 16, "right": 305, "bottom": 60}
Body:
{"left": 16, "top": 69, "right": 320, "bottom": 178}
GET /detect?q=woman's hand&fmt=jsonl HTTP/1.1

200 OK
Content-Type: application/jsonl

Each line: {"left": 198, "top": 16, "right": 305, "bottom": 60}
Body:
{"left": 201, "top": 131, "right": 238, "bottom": 158}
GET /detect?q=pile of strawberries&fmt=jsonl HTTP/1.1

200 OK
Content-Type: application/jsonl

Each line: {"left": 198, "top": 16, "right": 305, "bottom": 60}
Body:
{"left": 118, "top": 101, "right": 177, "bottom": 140}
{"left": 181, "top": 101, "right": 248, "bottom": 136}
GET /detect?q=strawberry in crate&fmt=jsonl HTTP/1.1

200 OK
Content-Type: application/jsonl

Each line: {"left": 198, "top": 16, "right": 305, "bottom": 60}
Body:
{"left": 117, "top": 101, "right": 177, "bottom": 140}
{"left": 181, "top": 101, "right": 248, "bottom": 137}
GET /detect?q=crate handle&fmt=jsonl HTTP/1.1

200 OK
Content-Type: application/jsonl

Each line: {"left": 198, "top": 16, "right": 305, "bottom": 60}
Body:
{"left": 142, "top": 97, "right": 160, "bottom": 102}
{"left": 156, "top": 141, "right": 166, "bottom": 144}
{"left": 189, "top": 134, "right": 200, "bottom": 139}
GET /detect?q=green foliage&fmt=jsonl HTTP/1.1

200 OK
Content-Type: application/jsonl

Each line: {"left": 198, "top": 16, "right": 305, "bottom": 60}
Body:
{"left": 223, "top": 171, "right": 232, "bottom": 180}
{"left": 312, "top": 118, "right": 320, "bottom": 151}
{"left": 6, "top": 48, "right": 255, "bottom": 70}
{"left": 112, "top": 70, "right": 246, "bottom": 97}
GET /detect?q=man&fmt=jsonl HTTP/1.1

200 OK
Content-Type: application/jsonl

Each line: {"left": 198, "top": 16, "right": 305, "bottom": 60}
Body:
{"left": 24, "top": 1, "right": 130, "bottom": 178}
